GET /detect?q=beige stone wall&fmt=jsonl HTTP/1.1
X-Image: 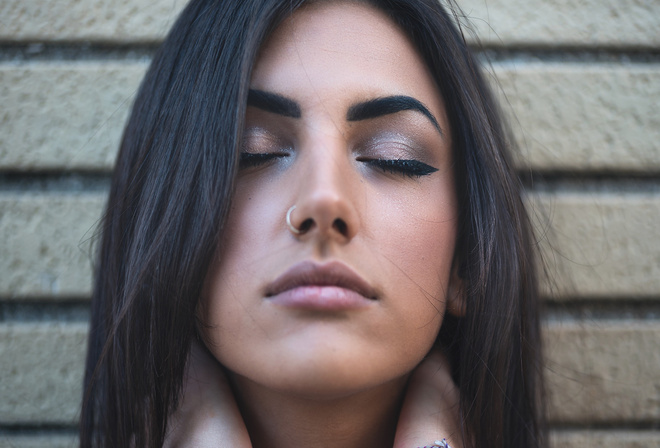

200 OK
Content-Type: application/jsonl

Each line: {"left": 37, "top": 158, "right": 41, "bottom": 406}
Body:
{"left": 1, "top": 0, "right": 659, "bottom": 445}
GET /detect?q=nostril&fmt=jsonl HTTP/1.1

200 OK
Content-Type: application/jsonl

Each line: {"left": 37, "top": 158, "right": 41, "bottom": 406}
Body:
{"left": 333, "top": 218, "right": 348, "bottom": 236}
{"left": 300, "top": 218, "right": 314, "bottom": 233}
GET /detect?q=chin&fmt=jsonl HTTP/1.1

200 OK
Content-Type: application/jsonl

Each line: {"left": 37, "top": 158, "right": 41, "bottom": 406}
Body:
{"left": 227, "top": 337, "right": 418, "bottom": 401}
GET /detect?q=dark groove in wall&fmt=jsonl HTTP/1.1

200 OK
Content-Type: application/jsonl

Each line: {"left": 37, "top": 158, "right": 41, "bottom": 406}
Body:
{"left": 0, "top": 425, "right": 77, "bottom": 435}
{"left": 1, "top": 171, "right": 660, "bottom": 193}
{"left": 521, "top": 170, "right": 660, "bottom": 181}
{"left": 0, "top": 42, "right": 158, "bottom": 62}
{"left": 520, "top": 171, "right": 660, "bottom": 193}
{"left": 1, "top": 423, "right": 659, "bottom": 434}
{"left": 543, "top": 300, "right": 660, "bottom": 322}
{"left": 1, "top": 42, "right": 660, "bottom": 64}
{"left": 0, "top": 172, "right": 111, "bottom": 192}
{"left": 0, "top": 301, "right": 90, "bottom": 322}
{"left": 476, "top": 47, "right": 660, "bottom": 64}
{"left": 2, "top": 299, "right": 659, "bottom": 323}
{"left": 549, "top": 422, "right": 660, "bottom": 431}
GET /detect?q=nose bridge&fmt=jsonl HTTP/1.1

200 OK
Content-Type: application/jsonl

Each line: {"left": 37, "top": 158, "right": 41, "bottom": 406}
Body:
{"left": 305, "top": 141, "right": 347, "bottom": 202}
{"left": 292, "top": 131, "right": 359, "bottom": 240}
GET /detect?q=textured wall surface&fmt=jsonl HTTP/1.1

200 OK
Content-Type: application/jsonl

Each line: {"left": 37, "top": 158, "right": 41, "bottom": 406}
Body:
{"left": 1, "top": 0, "right": 659, "bottom": 446}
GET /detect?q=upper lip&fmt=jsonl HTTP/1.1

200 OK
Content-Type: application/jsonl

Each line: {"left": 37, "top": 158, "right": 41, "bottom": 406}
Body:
{"left": 265, "top": 260, "right": 377, "bottom": 300}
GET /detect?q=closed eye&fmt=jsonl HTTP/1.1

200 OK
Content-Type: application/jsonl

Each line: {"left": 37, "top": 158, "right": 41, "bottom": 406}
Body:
{"left": 239, "top": 152, "right": 288, "bottom": 169}
{"left": 358, "top": 158, "right": 438, "bottom": 178}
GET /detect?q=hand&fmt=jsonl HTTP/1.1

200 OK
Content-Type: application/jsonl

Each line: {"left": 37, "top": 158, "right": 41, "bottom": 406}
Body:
{"left": 164, "top": 340, "right": 252, "bottom": 448}
{"left": 393, "top": 349, "right": 464, "bottom": 448}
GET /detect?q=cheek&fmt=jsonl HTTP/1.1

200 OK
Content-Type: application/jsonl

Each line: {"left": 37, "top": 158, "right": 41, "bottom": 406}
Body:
{"left": 207, "top": 174, "right": 292, "bottom": 289}
{"left": 197, "top": 184, "right": 278, "bottom": 341}
{"left": 358, "top": 176, "right": 457, "bottom": 362}
{"left": 370, "top": 176, "right": 457, "bottom": 304}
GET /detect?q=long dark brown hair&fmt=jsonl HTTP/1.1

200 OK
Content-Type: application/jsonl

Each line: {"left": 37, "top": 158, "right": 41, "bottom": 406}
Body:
{"left": 80, "top": 0, "right": 545, "bottom": 447}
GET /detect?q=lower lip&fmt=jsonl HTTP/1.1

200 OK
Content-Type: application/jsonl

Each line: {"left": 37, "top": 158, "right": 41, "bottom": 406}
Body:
{"left": 268, "top": 286, "right": 374, "bottom": 311}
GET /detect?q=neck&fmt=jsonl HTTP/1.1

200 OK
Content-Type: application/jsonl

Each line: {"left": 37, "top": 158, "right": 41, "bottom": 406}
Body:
{"left": 229, "top": 374, "right": 409, "bottom": 448}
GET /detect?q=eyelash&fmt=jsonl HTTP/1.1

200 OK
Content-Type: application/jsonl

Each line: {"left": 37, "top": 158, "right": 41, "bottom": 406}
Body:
{"left": 358, "top": 158, "right": 438, "bottom": 178}
{"left": 239, "top": 153, "right": 437, "bottom": 178}
{"left": 239, "top": 152, "right": 287, "bottom": 169}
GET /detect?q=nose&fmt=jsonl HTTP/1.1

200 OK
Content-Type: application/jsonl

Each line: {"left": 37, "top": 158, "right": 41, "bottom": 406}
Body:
{"left": 288, "top": 157, "right": 360, "bottom": 243}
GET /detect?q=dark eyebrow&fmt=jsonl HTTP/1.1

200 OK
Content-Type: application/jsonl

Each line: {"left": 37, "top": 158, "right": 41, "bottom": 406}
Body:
{"left": 247, "top": 89, "right": 301, "bottom": 118}
{"left": 347, "top": 96, "right": 443, "bottom": 136}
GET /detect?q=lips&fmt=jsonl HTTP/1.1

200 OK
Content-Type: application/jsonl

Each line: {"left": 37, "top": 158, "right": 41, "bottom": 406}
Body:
{"left": 265, "top": 260, "right": 377, "bottom": 310}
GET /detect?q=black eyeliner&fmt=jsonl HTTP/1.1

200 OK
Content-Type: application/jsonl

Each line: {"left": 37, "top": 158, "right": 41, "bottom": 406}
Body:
{"left": 239, "top": 152, "right": 285, "bottom": 168}
{"left": 363, "top": 159, "right": 438, "bottom": 177}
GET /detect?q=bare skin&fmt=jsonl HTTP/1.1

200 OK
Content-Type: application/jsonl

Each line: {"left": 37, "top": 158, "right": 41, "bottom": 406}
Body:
{"left": 165, "top": 342, "right": 463, "bottom": 448}
{"left": 167, "top": 2, "right": 465, "bottom": 447}
{"left": 164, "top": 343, "right": 252, "bottom": 448}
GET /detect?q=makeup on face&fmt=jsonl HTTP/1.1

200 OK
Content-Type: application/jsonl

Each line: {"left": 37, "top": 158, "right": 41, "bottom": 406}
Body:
{"left": 241, "top": 89, "right": 444, "bottom": 179}
{"left": 200, "top": 1, "right": 458, "bottom": 399}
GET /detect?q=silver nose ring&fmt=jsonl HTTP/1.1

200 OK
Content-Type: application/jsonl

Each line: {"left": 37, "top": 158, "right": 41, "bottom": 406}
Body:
{"left": 286, "top": 205, "right": 301, "bottom": 234}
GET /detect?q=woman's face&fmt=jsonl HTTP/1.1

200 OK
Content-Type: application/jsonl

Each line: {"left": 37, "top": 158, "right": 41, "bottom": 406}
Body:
{"left": 201, "top": 1, "right": 459, "bottom": 398}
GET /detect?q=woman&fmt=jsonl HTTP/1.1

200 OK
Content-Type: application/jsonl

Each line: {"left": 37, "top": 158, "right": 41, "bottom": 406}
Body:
{"left": 80, "top": 0, "right": 545, "bottom": 447}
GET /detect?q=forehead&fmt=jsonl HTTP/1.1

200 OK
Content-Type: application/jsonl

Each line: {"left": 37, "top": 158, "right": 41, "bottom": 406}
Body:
{"left": 250, "top": 1, "right": 443, "bottom": 113}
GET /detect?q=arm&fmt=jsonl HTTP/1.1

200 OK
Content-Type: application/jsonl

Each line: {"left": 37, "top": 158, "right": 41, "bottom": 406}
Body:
{"left": 393, "top": 350, "right": 464, "bottom": 448}
{"left": 164, "top": 341, "right": 252, "bottom": 448}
